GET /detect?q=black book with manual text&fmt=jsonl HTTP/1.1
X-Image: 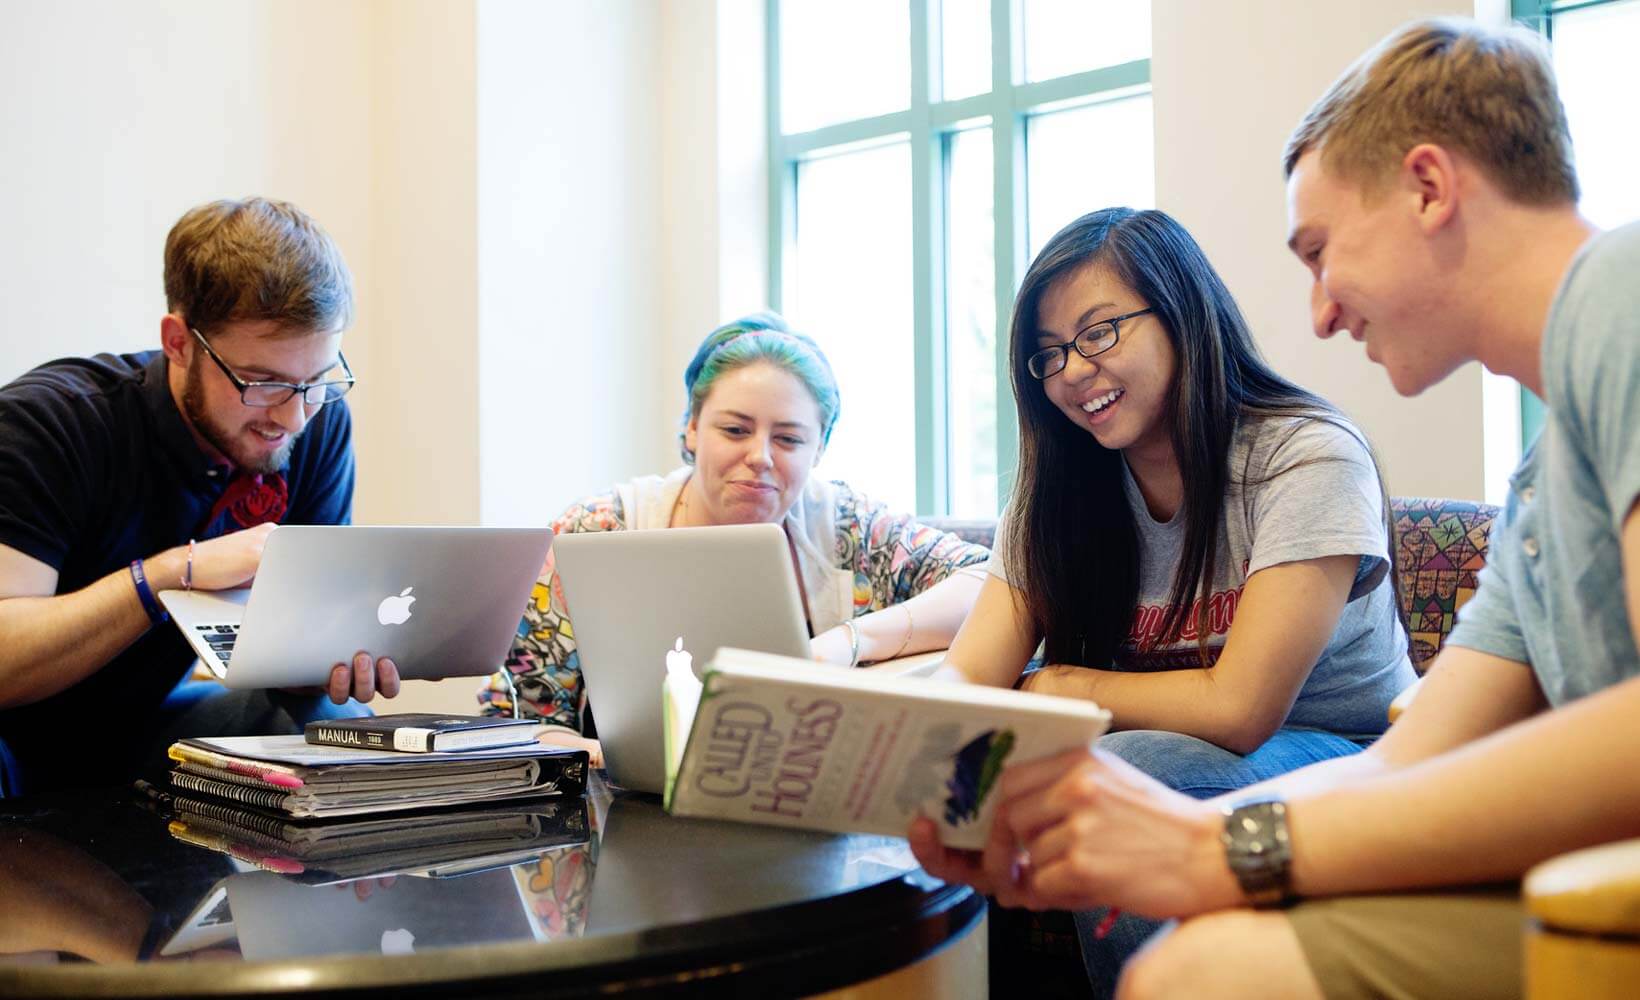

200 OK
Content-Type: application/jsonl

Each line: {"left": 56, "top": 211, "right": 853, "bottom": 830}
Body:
{"left": 305, "top": 713, "right": 542, "bottom": 753}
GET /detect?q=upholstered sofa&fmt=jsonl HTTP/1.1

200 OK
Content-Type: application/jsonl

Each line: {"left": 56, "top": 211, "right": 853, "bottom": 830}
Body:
{"left": 928, "top": 495, "right": 1500, "bottom": 672}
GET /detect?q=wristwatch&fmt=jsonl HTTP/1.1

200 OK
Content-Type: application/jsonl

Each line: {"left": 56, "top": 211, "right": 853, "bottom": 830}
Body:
{"left": 1220, "top": 796, "right": 1294, "bottom": 907}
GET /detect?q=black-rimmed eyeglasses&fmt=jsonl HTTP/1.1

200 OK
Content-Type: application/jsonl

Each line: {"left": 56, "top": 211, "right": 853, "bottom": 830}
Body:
{"left": 191, "top": 328, "right": 355, "bottom": 407}
{"left": 1026, "top": 307, "right": 1154, "bottom": 380}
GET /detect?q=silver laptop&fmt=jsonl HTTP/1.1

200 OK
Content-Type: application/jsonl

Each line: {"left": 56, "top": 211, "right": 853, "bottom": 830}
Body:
{"left": 553, "top": 523, "right": 810, "bottom": 794}
{"left": 158, "top": 525, "right": 552, "bottom": 689}
{"left": 225, "top": 866, "right": 546, "bottom": 960}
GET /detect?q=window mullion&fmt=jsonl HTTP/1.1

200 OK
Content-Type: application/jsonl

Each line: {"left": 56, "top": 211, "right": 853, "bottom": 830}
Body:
{"left": 766, "top": 0, "right": 788, "bottom": 312}
{"left": 1518, "top": 0, "right": 1549, "bottom": 447}
{"left": 911, "top": 0, "right": 947, "bottom": 515}
{"left": 991, "top": 0, "right": 1024, "bottom": 510}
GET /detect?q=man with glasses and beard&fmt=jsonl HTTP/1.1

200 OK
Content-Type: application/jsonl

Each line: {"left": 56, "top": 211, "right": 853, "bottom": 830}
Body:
{"left": 0, "top": 197, "right": 400, "bottom": 796}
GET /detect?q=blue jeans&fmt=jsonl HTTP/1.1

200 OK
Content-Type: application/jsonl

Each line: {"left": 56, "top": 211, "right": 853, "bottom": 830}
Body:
{"left": 136, "top": 679, "right": 371, "bottom": 779}
{"left": 1073, "top": 726, "right": 1371, "bottom": 999}
{"left": 0, "top": 735, "right": 20, "bottom": 798}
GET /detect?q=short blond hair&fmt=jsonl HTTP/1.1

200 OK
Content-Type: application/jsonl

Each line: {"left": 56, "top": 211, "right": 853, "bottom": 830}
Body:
{"left": 1284, "top": 17, "right": 1578, "bottom": 205}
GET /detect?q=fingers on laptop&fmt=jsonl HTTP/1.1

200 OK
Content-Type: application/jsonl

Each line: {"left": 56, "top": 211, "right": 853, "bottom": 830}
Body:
{"left": 327, "top": 653, "right": 399, "bottom": 703}
{"left": 375, "top": 656, "right": 401, "bottom": 699}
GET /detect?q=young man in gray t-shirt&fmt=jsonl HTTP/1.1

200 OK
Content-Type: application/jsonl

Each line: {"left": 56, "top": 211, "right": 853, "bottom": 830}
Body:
{"left": 911, "top": 19, "right": 1640, "bottom": 1000}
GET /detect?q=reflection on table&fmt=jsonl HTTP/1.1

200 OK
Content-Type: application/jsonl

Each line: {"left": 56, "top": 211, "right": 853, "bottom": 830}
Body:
{"left": 0, "top": 771, "right": 978, "bottom": 997}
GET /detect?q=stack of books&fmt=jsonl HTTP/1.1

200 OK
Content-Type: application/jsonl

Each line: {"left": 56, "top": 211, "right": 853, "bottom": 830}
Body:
{"left": 149, "top": 789, "right": 590, "bottom": 882}
{"left": 150, "top": 715, "right": 590, "bottom": 879}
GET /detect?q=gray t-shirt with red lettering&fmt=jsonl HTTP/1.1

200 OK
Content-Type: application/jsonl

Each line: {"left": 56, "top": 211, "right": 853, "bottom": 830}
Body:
{"left": 990, "top": 413, "right": 1415, "bottom": 740}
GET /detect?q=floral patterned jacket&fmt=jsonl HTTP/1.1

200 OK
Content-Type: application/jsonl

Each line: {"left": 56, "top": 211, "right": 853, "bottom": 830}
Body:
{"left": 477, "top": 472, "right": 990, "bottom": 730}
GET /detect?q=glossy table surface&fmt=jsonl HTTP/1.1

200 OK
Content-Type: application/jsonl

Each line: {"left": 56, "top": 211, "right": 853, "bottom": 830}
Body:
{"left": 0, "top": 774, "right": 980, "bottom": 997}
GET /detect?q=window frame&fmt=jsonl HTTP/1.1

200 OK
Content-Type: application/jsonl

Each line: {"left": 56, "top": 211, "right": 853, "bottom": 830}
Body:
{"left": 1510, "top": 0, "right": 1631, "bottom": 446}
{"left": 765, "top": 0, "right": 1151, "bottom": 514}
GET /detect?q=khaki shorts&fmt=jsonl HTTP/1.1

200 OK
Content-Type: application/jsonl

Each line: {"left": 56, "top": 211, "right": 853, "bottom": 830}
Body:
{"left": 1287, "top": 885, "right": 1523, "bottom": 1000}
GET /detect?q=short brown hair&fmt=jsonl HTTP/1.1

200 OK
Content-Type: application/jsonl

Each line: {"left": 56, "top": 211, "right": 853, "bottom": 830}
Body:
{"left": 1284, "top": 17, "right": 1578, "bottom": 205}
{"left": 163, "top": 197, "right": 354, "bottom": 337}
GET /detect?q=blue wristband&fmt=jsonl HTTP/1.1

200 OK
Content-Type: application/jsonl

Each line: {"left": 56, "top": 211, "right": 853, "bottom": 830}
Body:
{"left": 129, "top": 559, "right": 169, "bottom": 625}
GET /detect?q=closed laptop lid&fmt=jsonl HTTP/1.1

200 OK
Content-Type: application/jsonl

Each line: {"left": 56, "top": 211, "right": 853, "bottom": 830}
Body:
{"left": 191, "top": 525, "right": 550, "bottom": 689}
{"left": 552, "top": 523, "right": 810, "bottom": 794}
{"left": 227, "top": 866, "right": 539, "bottom": 960}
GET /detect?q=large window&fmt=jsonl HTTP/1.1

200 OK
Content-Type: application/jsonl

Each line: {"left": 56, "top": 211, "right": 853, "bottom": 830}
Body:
{"left": 1513, "top": 0, "right": 1640, "bottom": 443}
{"left": 768, "top": 0, "right": 1153, "bottom": 515}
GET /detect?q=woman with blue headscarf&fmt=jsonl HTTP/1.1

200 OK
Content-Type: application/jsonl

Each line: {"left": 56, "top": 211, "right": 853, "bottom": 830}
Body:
{"left": 478, "top": 313, "right": 990, "bottom": 746}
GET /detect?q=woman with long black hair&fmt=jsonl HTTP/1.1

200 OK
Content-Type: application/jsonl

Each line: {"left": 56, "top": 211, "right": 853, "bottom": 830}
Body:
{"left": 947, "top": 207, "right": 1414, "bottom": 793}
{"left": 942, "top": 207, "right": 1416, "bottom": 994}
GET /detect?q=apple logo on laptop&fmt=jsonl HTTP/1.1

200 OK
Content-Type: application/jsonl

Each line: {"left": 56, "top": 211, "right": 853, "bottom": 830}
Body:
{"left": 380, "top": 927, "right": 415, "bottom": 955}
{"left": 377, "top": 587, "right": 416, "bottom": 626}
{"left": 666, "top": 636, "right": 696, "bottom": 681}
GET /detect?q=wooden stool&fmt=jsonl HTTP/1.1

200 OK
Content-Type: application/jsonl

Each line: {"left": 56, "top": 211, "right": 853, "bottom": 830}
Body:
{"left": 1524, "top": 837, "right": 1640, "bottom": 999}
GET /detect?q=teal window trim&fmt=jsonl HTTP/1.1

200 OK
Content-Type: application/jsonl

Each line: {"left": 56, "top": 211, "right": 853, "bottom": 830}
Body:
{"left": 1513, "top": 0, "right": 1631, "bottom": 33}
{"left": 766, "top": 0, "right": 1150, "bottom": 514}
{"left": 1510, "top": 0, "right": 1628, "bottom": 446}
{"left": 1511, "top": 0, "right": 1548, "bottom": 447}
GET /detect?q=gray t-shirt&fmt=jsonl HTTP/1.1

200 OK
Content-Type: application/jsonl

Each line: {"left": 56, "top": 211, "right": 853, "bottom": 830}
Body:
{"left": 1446, "top": 223, "right": 1640, "bottom": 703}
{"left": 990, "top": 413, "right": 1415, "bottom": 740}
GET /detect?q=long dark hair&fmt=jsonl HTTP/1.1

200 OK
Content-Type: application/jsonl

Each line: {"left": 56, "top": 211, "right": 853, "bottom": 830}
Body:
{"left": 1005, "top": 208, "right": 1394, "bottom": 667}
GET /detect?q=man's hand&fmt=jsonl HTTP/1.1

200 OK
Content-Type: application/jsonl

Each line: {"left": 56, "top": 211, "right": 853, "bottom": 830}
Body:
{"left": 324, "top": 652, "right": 401, "bottom": 705}
{"left": 909, "top": 746, "right": 1242, "bottom": 918}
{"left": 155, "top": 523, "right": 278, "bottom": 591}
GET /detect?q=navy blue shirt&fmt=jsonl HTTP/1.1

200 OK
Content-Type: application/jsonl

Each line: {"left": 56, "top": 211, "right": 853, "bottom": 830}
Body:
{"left": 0, "top": 351, "right": 353, "bottom": 761}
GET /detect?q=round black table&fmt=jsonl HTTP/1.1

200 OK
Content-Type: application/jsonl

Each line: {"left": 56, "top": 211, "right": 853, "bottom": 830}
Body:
{"left": 0, "top": 775, "right": 983, "bottom": 997}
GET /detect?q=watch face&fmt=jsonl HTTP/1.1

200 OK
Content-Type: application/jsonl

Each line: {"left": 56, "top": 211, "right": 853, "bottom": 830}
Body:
{"left": 1222, "top": 800, "right": 1291, "bottom": 904}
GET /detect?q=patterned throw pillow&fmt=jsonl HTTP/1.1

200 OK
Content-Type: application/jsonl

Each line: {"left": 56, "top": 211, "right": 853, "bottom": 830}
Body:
{"left": 1390, "top": 497, "right": 1501, "bottom": 671}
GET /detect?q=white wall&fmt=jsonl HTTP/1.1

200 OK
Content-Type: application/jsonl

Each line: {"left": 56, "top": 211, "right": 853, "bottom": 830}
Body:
{"left": 0, "top": 0, "right": 357, "bottom": 372}
{"left": 0, "top": 0, "right": 1509, "bottom": 713}
{"left": 358, "top": 0, "right": 481, "bottom": 527}
{"left": 477, "top": 0, "right": 671, "bottom": 527}
{"left": 1151, "top": 0, "right": 1491, "bottom": 502}
{"left": 656, "top": 0, "right": 770, "bottom": 467}
{"left": 0, "top": 0, "right": 473, "bottom": 526}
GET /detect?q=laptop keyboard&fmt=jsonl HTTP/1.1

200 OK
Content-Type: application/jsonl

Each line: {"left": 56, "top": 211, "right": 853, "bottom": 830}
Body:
{"left": 194, "top": 624, "right": 239, "bottom": 664}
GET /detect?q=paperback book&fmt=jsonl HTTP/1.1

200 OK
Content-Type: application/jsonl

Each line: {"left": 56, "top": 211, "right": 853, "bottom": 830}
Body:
{"left": 663, "top": 647, "right": 1111, "bottom": 850}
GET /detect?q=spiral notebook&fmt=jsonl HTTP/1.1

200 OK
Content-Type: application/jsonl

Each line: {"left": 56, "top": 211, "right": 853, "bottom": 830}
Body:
{"left": 167, "top": 735, "right": 588, "bottom": 819}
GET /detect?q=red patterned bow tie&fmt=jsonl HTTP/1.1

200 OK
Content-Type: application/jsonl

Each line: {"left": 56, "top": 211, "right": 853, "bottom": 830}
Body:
{"left": 203, "top": 472, "right": 289, "bottom": 535}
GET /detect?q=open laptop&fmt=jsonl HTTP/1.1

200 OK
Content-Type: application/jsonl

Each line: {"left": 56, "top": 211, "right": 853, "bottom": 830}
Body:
{"left": 158, "top": 525, "right": 552, "bottom": 689}
{"left": 552, "top": 523, "right": 810, "bottom": 794}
